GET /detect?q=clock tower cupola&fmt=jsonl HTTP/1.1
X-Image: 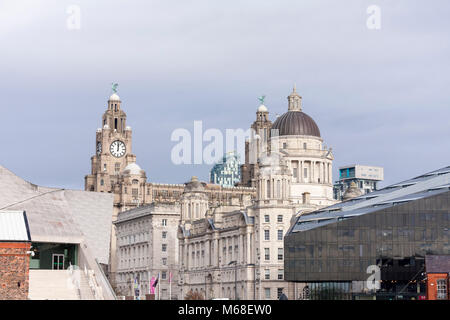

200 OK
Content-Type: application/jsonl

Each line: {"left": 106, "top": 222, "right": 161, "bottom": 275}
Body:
{"left": 85, "top": 84, "right": 138, "bottom": 194}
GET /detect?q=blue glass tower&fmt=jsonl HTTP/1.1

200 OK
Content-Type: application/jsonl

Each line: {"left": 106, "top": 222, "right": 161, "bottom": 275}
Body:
{"left": 210, "top": 152, "right": 241, "bottom": 187}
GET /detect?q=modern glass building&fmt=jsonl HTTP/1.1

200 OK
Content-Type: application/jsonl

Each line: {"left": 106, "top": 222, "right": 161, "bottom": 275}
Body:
{"left": 285, "top": 166, "right": 450, "bottom": 300}
{"left": 334, "top": 165, "right": 384, "bottom": 201}
{"left": 210, "top": 151, "right": 241, "bottom": 187}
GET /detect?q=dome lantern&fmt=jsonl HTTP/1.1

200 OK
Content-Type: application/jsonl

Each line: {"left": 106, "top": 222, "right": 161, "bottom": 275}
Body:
{"left": 288, "top": 85, "right": 302, "bottom": 112}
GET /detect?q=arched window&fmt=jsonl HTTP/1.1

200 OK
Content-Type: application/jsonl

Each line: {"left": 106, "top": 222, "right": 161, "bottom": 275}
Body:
{"left": 266, "top": 180, "right": 271, "bottom": 199}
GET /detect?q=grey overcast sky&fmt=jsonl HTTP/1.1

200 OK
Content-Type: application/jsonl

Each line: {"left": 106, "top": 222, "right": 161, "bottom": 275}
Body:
{"left": 1, "top": 0, "right": 449, "bottom": 189}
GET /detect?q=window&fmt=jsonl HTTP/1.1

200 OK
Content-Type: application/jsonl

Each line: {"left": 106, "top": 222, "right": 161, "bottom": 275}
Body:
{"left": 304, "top": 168, "right": 308, "bottom": 178}
{"left": 264, "top": 230, "right": 270, "bottom": 241}
{"left": 264, "top": 248, "right": 270, "bottom": 261}
{"left": 277, "top": 229, "right": 283, "bottom": 241}
{"left": 162, "top": 231, "right": 167, "bottom": 239}
{"left": 293, "top": 168, "right": 298, "bottom": 179}
{"left": 162, "top": 219, "right": 167, "bottom": 226}
{"left": 278, "top": 248, "right": 283, "bottom": 260}
{"left": 103, "top": 164, "right": 107, "bottom": 171}
{"left": 278, "top": 269, "right": 283, "bottom": 280}
{"left": 264, "top": 288, "right": 271, "bottom": 299}
{"left": 132, "top": 188, "right": 138, "bottom": 196}
{"left": 266, "top": 180, "right": 271, "bottom": 198}
{"left": 162, "top": 244, "right": 167, "bottom": 252}
{"left": 303, "top": 143, "right": 307, "bottom": 149}
{"left": 283, "top": 143, "right": 287, "bottom": 149}
{"left": 162, "top": 271, "right": 167, "bottom": 280}
{"left": 264, "top": 215, "right": 270, "bottom": 223}
{"left": 437, "top": 279, "right": 448, "bottom": 300}
{"left": 277, "top": 288, "right": 284, "bottom": 299}
{"left": 265, "top": 269, "right": 270, "bottom": 280}
{"left": 277, "top": 215, "right": 283, "bottom": 223}
{"left": 162, "top": 258, "right": 167, "bottom": 265}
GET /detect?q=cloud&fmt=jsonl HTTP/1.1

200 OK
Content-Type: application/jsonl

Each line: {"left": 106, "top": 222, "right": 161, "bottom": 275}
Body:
{"left": 1, "top": 0, "right": 449, "bottom": 188}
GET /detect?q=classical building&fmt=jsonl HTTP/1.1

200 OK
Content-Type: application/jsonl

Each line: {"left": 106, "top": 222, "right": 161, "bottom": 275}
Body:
{"left": 85, "top": 87, "right": 336, "bottom": 298}
{"left": 210, "top": 151, "right": 241, "bottom": 187}
{"left": 241, "top": 88, "right": 337, "bottom": 214}
{"left": 178, "top": 153, "right": 297, "bottom": 300}
{"left": 240, "top": 102, "right": 272, "bottom": 188}
{"left": 114, "top": 203, "right": 180, "bottom": 299}
{"left": 334, "top": 164, "right": 384, "bottom": 201}
{"left": 177, "top": 88, "right": 339, "bottom": 300}
{"left": 84, "top": 91, "right": 256, "bottom": 289}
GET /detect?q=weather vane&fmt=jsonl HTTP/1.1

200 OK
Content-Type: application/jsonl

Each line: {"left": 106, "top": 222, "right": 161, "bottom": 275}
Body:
{"left": 111, "top": 83, "right": 119, "bottom": 93}
{"left": 258, "top": 95, "right": 266, "bottom": 105}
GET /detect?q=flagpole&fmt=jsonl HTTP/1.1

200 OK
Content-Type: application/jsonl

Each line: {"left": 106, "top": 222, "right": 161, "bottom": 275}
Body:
{"left": 158, "top": 272, "right": 161, "bottom": 300}
{"left": 169, "top": 271, "right": 172, "bottom": 301}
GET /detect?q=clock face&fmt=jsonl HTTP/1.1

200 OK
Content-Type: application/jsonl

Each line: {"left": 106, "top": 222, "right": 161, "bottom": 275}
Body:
{"left": 96, "top": 142, "right": 102, "bottom": 155}
{"left": 110, "top": 140, "right": 126, "bottom": 158}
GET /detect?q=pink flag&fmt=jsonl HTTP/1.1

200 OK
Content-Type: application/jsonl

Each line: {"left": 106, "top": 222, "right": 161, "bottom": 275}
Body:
{"left": 150, "top": 277, "right": 156, "bottom": 294}
{"left": 169, "top": 272, "right": 173, "bottom": 283}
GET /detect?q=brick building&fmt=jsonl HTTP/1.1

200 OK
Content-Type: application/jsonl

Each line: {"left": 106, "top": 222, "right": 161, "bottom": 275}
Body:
{"left": 426, "top": 255, "right": 450, "bottom": 300}
{"left": 0, "top": 211, "right": 32, "bottom": 300}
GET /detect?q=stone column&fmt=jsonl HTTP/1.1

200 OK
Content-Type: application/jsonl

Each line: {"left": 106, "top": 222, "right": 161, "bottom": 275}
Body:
{"left": 246, "top": 232, "right": 252, "bottom": 264}
{"left": 329, "top": 163, "right": 332, "bottom": 184}
{"left": 207, "top": 239, "right": 211, "bottom": 266}
{"left": 214, "top": 237, "right": 219, "bottom": 267}
{"left": 320, "top": 162, "right": 323, "bottom": 184}
{"left": 239, "top": 233, "right": 244, "bottom": 264}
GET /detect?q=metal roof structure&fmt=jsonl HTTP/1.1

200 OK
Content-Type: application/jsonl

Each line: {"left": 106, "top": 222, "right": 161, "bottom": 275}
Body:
{"left": 425, "top": 255, "right": 450, "bottom": 273}
{"left": 288, "top": 166, "right": 450, "bottom": 234}
{"left": 0, "top": 210, "right": 31, "bottom": 242}
{"left": 0, "top": 165, "right": 113, "bottom": 264}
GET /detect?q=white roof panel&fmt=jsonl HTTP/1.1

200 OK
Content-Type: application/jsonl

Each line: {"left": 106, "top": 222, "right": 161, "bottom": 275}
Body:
{"left": 0, "top": 210, "right": 30, "bottom": 241}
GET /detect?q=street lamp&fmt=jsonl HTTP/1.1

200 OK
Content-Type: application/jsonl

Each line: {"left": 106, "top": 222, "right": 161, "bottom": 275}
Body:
{"left": 228, "top": 261, "right": 238, "bottom": 300}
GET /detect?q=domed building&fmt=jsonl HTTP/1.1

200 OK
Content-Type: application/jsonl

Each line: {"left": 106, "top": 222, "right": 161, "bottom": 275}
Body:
{"left": 240, "top": 87, "right": 337, "bottom": 213}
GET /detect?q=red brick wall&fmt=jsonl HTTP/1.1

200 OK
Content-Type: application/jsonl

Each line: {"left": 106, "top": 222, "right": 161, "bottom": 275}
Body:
{"left": 427, "top": 273, "right": 449, "bottom": 300}
{"left": 0, "top": 242, "right": 31, "bottom": 300}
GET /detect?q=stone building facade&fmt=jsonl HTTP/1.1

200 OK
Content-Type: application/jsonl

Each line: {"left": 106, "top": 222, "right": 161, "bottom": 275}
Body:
{"left": 240, "top": 88, "right": 337, "bottom": 214}
{"left": 114, "top": 203, "right": 180, "bottom": 299}
{"left": 178, "top": 88, "right": 336, "bottom": 300}
{"left": 178, "top": 154, "right": 297, "bottom": 300}
{"left": 84, "top": 92, "right": 256, "bottom": 289}
{"left": 86, "top": 88, "right": 335, "bottom": 298}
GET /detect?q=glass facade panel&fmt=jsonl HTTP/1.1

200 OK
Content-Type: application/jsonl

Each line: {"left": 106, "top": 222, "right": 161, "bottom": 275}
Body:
{"left": 285, "top": 191, "right": 450, "bottom": 300}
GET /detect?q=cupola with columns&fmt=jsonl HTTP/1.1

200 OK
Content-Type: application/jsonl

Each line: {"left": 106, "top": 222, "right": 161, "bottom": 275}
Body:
{"left": 180, "top": 176, "right": 209, "bottom": 224}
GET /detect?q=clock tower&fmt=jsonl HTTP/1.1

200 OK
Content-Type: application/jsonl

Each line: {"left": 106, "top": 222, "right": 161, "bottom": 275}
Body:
{"left": 85, "top": 88, "right": 150, "bottom": 287}
{"left": 85, "top": 91, "right": 137, "bottom": 195}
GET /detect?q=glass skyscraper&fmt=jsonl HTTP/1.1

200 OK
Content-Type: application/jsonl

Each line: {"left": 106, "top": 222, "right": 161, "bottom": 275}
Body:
{"left": 210, "top": 152, "right": 241, "bottom": 187}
